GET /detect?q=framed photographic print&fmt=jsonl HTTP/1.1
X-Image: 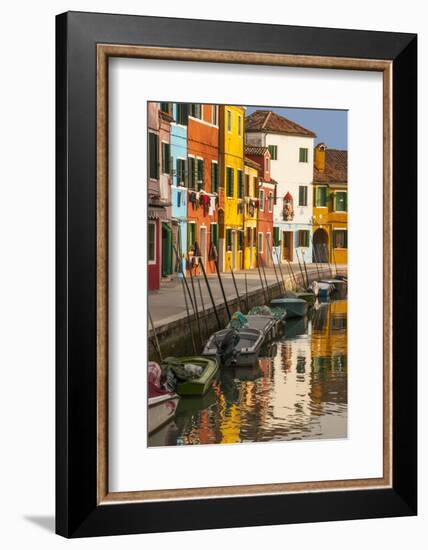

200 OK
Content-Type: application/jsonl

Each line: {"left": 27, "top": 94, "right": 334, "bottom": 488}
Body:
{"left": 56, "top": 11, "right": 417, "bottom": 538}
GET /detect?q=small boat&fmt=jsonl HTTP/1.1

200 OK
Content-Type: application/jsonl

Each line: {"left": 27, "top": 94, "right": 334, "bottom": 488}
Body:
{"left": 248, "top": 305, "right": 287, "bottom": 322}
{"left": 162, "top": 356, "right": 219, "bottom": 397}
{"left": 228, "top": 312, "right": 278, "bottom": 340}
{"left": 270, "top": 297, "right": 308, "bottom": 318}
{"left": 148, "top": 362, "right": 180, "bottom": 435}
{"left": 311, "top": 280, "right": 333, "bottom": 299}
{"left": 203, "top": 327, "right": 264, "bottom": 366}
{"left": 296, "top": 292, "right": 316, "bottom": 305}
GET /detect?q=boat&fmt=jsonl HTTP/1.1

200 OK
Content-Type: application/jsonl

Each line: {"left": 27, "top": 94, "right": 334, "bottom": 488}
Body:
{"left": 148, "top": 362, "right": 180, "bottom": 435}
{"left": 228, "top": 312, "right": 278, "bottom": 340}
{"left": 248, "top": 305, "right": 287, "bottom": 322}
{"left": 311, "top": 280, "right": 333, "bottom": 299}
{"left": 161, "top": 356, "right": 219, "bottom": 397}
{"left": 270, "top": 297, "right": 308, "bottom": 318}
{"left": 296, "top": 292, "right": 316, "bottom": 305}
{"left": 203, "top": 327, "right": 264, "bottom": 366}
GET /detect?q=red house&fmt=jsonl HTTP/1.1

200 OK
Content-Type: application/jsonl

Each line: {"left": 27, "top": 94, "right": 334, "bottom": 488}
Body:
{"left": 186, "top": 104, "right": 219, "bottom": 274}
{"left": 244, "top": 146, "right": 276, "bottom": 267}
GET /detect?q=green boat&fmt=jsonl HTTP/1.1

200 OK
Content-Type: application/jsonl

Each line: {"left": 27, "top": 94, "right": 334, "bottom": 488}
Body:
{"left": 162, "top": 356, "right": 219, "bottom": 396}
{"left": 296, "top": 292, "right": 316, "bottom": 305}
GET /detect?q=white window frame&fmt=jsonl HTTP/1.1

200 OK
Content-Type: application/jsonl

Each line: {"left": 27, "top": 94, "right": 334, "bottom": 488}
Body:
{"left": 226, "top": 165, "right": 234, "bottom": 199}
{"left": 298, "top": 185, "right": 308, "bottom": 207}
{"left": 148, "top": 221, "right": 157, "bottom": 265}
{"left": 211, "top": 105, "right": 218, "bottom": 126}
{"left": 268, "top": 192, "right": 273, "bottom": 213}
{"left": 315, "top": 185, "right": 328, "bottom": 208}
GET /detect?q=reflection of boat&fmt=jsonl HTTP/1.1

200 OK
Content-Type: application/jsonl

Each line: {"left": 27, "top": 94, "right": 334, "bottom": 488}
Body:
{"left": 162, "top": 356, "right": 219, "bottom": 396}
{"left": 282, "top": 316, "right": 308, "bottom": 338}
{"left": 311, "top": 281, "right": 333, "bottom": 299}
{"left": 233, "top": 363, "right": 263, "bottom": 381}
{"left": 270, "top": 297, "right": 308, "bottom": 318}
{"left": 148, "top": 419, "right": 179, "bottom": 447}
{"left": 175, "top": 388, "right": 217, "bottom": 415}
{"left": 203, "top": 327, "right": 264, "bottom": 366}
{"left": 148, "top": 362, "right": 180, "bottom": 434}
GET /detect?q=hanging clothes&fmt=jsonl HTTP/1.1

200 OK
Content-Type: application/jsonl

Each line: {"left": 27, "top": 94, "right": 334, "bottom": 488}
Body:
{"left": 209, "top": 196, "right": 216, "bottom": 216}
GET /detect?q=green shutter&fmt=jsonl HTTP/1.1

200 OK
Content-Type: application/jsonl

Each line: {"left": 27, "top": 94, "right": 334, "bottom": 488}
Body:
{"left": 211, "top": 162, "right": 218, "bottom": 193}
{"left": 227, "top": 168, "right": 234, "bottom": 197}
{"left": 273, "top": 227, "right": 280, "bottom": 246}
{"left": 197, "top": 159, "right": 204, "bottom": 190}
{"left": 238, "top": 170, "right": 243, "bottom": 198}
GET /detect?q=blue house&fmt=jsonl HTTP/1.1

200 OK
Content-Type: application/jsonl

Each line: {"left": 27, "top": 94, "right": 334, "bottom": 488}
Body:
{"left": 170, "top": 104, "right": 188, "bottom": 274}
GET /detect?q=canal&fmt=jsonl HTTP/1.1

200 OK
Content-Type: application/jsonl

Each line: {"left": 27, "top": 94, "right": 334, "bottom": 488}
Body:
{"left": 148, "top": 299, "right": 347, "bottom": 447}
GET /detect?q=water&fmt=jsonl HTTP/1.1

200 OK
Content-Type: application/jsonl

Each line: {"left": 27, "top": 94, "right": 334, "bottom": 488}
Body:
{"left": 148, "top": 299, "right": 347, "bottom": 447}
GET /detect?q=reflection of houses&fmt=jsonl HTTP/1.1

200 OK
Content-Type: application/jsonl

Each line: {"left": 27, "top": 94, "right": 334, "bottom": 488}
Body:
{"left": 245, "top": 110, "right": 315, "bottom": 265}
{"left": 244, "top": 146, "right": 276, "bottom": 267}
{"left": 147, "top": 103, "right": 172, "bottom": 290}
{"left": 187, "top": 104, "right": 219, "bottom": 274}
{"left": 311, "top": 300, "right": 347, "bottom": 370}
{"left": 243, "top": 157, "right": 259, "bottom": 269}
{"left": 219, "top": 105, "right": 245, "bottom": 272}
{"left": 313, "top": 144, "right": 348, "bottom": 264}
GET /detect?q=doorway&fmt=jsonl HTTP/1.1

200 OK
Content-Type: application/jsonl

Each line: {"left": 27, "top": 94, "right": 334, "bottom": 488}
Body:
{"left": 282, "top": 231, "right": 293, "bottom": 261}
{"left": 200, "top": 226, "right": 207, "bottom": 264}
{"left": 313, "top": 228, "right": 329, "bottom": 262}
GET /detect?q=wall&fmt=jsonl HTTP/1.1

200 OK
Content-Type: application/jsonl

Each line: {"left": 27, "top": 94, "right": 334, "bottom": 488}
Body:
{"left": 0, "top": 2, "right": 424, "bottom": 550}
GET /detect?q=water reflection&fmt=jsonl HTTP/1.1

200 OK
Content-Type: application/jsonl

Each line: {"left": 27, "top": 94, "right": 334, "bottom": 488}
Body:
{"left": 148, "top": 300, "right": 347, "bottom": 446}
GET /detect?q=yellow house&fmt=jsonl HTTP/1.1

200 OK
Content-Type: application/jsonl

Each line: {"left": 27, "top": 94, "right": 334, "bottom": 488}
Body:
{"left": 219, "top": 105, "right": 245, "bottom": 271}
{"left": 243, "top": 157, "right": 259, "bottom": 269}
{"left": 313, "top": 143, "right": 348, "bottom": 266}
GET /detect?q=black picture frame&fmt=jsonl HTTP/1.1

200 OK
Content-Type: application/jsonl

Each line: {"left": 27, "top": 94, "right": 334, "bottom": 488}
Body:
{"left": 56, "top": 11, "right": 417, "bottom": 538}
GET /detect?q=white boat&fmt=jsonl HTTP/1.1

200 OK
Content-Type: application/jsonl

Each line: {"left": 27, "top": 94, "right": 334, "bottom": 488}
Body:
{"left": 228, "top": 314, "right": 278, "bottom": 340}
{"left": 148, "top": 393, "right": 180, "bottom": 435}
{"left": 311, "top": 280, "right": 333, "bottom": 298}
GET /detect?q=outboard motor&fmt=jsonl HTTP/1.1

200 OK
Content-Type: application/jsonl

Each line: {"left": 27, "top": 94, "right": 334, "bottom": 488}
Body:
{"left": 214, "top": 328, "right": 240, "bottom": 366}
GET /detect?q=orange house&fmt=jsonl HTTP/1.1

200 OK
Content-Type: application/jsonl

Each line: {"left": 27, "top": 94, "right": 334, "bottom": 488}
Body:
{"left": 187, "top": 104, "right": 220, "bottom": 274}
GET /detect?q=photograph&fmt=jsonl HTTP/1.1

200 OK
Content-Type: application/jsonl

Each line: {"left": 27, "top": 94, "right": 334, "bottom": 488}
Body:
{"left": 147, "top": 103, "right": 348, "bottom": 447}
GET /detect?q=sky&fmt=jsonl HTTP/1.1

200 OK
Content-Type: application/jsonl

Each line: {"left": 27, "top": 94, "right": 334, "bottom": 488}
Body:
{"left": 245, "top": 106, "right": 348, "bottom": 150}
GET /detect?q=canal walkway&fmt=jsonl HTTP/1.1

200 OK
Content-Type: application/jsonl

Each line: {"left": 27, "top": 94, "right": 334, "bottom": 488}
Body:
{"left": 148, "top": 264, "right": 347, "bottom": 357}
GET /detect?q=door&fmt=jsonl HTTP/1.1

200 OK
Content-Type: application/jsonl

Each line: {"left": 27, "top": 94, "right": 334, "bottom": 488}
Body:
{"left": 313, "top": 228, "right": 329, "bottom": 262}
{"left": 282, "top": 231, "right": 293, "bottom": 261}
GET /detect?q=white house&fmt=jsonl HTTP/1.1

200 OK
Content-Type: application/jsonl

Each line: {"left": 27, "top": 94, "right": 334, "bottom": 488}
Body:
{"left": 245, "top": 110, "right": 315, "bottom": 265}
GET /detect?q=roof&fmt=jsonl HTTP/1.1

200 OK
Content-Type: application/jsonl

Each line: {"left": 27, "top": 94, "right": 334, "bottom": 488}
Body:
{"left": 244, "top": 145, "right": 269, "bottom": 156}
{"left": 244, "top": 157, "right": 261, "bottom": 171}
{"left": 314, "top": 149, "right": 348, "bottom": 183}
{"left": 245, "top": 110, "right": 316, "bottom": 138}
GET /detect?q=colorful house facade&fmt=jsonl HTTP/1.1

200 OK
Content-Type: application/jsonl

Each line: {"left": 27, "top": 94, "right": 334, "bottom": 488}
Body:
{"left": 147, "top": 103, "right": 172, "bottom": 290}
{"left": 243, "top": 157, "right": 259, "bottom": 269}
{"left": 168, "top": 103, "right": 188, "bottom": 273}
{"left": 245, "top": 110, "right": 315, "bottom": 265}
{"left": 313, "top": 143, "right": 348, "bottom": 265}
{"left": 187, "top": 104, "right": 219, "bottom": 274}
{"left": 219, "top": 105, "right": 245, "bottom": 272}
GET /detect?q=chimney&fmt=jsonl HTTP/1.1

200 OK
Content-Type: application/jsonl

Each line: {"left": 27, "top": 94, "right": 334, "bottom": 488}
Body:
{"left": 315, "top": 143, "right": 326, "bottom": 172}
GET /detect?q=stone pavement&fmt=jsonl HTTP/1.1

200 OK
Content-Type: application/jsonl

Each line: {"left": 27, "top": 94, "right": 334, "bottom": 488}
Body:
{"left": 149, "top": 264, "right": 346, "bottom": 328}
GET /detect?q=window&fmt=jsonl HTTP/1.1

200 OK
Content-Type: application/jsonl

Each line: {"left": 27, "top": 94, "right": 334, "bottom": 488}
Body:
{"left": 190, "top": 104, "right": 202, "bottom": 119}
{"left": 211, "top": 162, "right": 219, "bottom": 193}
{"left": 226, "top": 167, "right": 234, "bottom": 197}
{"left": 177, "top": 191, "right": 181, "bottom": 208}
{"left": 188, "top": 223, "right": 197, "bottom": 249}
{"left": 253, "top": 176, "right": 258, "bottom": 197}
{"left": 148, "top": 132, "right": 159, "bottom": 179}
{"left": 333, "top": 229, "right": 348, "bottom": 249}
{"left": 268, "top": 145, "right": 278, "bottom": 160}
{"left": 237, "top": 230, "right": 244, "bottom": 251}
{"left": 334, "top": 191, "right": 348, "bottom": 212}
{"left": 176, "top": 158, "right": 186, "bottom": 186}
{"left": 258, "top": 232, "right": 263, "bottom": 253}
{"left": 160, "top": 102, "right": 171, "bottom": 114}
{"left": 314, "top": 186, "right": 328, "bottom": 207}
{"left": 299, "top": 148, "right": 309, "bottom": 163}
{"left": 197, "top": 158, "right": 204, "bottom": 190}
{"left": 226, "top": 228, "right": 232, "bottom": 251}
{"left": 176, "top": 103, "right": 189, "bottom": 125}
{"left": 245, "top": 174, "right": 250, "bottom": 197}
{"left": 273, "top": 227, "right": 281, "bottom": 247}
{"left": 161, "top": 142, "right": 171, "bottom": 174}
{"left": 298, "top": 230, "right": 310, "bottom": 247}
{"left": 237, "top": 170, "right": 244, "bottom": 198}
{"left": 227, "top": 110, "right": 232, "bottom": 132}
{"left": 148, "top": 222, "right": 156, "bottom": 263}
{"left": 211, "top": 223, "right": 219, "bottom": 253}
{"left": 188, "top": 156, "right": 196, "bottom": 189}
{"left": 259, "top": 189, "right": 264, "bottom": 211}
{"left": 238, "top": 115, "right": 242, "bottom": 136}
{"left": 265, "top": 157, "right": 269, "bottom": 171}
{"left": 268, "top": 192, "right": 273, "bottom": 212}
{"left": 246, "top": 227, "right": 252, "bottom": 244}
{"left": 211, "top": 105, "right": 218, "bottom": 125}
{"left": 298, "top": 185, "right": 308, "bottom": 206}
